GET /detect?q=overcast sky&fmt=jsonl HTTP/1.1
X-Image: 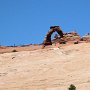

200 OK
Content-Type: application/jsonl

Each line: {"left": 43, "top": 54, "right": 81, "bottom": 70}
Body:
{"left": 0, "top": 0, "right": 90, "bottom": 45}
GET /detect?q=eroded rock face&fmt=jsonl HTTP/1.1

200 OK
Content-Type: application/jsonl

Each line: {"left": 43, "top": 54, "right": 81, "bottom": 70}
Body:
{"left": 51, "top": 31, "right": 81, "bottom": 44}
{"left": 82, "top": 34, "right": 90, "bottom": 42}
{"left": 43, "top": 26, "right": 63, "bottom": 45}
{"left": 43, "top": 26, "right": 90, "bottom": 45}
{"left": 63, "top": 32, "right": 81, "bottom": 42}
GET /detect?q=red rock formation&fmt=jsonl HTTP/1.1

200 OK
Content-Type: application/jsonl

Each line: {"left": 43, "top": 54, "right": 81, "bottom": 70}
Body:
{"left": 52, "top": 31, "right": 81, "bottom": 44}
{"left": 82, "top": 34, "right": 90, "bottom": 42}
{"left": 43, "top": 26, "right": 63, "bottom": 45}
{"left": 43, "top": 26, "right": 90, "bottom": 45}
{"left": 63, "top": 31, "right": 81, "bottom": 42}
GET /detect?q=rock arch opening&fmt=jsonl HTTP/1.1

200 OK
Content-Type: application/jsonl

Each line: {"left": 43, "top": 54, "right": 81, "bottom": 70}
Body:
{"left": 43, "top": 26, "right": 63, "bottom": 45}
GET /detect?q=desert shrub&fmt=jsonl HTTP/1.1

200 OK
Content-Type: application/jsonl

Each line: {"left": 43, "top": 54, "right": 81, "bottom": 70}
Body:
{"left": 74, "top": 41, "right": 78, "bottom": 44}
{"left": 68, "top": 84, "right": 76, "bottom": 90}
{"left": 62, "top": 42, "right": 66, "bottom": 44}
{"left": 58, "top": 46, "right": 60, "bottom": 49}
{"left": 59, "top": 40, "right": 66, "bottom": 44}
{"left": 12, "top": 49, "right": 17, "bottom": 52}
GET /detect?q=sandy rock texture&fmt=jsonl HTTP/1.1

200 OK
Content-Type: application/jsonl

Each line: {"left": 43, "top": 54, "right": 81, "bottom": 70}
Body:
{"left": 0, "top": 43, "right": 90, "bottom": 90}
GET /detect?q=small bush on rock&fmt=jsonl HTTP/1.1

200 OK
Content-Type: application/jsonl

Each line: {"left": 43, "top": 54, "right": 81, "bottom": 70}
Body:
{"left": 74, "top": 41, "right": 79, "bottom": 44}
{"left": 12, "top": 49, "right": 17, "bottom": 52}
{"left": 68, "top": 84, "right": 76, "bottom": 90}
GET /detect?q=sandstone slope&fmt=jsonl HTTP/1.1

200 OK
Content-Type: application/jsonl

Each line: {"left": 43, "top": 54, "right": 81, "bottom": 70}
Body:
{"left": 0, "top": 43, "right": 90, "bottom": 90}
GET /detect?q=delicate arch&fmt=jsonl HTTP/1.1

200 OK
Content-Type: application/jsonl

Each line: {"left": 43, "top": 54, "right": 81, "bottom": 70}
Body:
{"left": 43, "top": 26, "right": 63, "bottom": 45}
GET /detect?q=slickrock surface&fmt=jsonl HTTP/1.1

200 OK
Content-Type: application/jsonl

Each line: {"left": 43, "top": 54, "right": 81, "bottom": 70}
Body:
{"left": 0, "top": 43, "right": 90, "bottom": 90}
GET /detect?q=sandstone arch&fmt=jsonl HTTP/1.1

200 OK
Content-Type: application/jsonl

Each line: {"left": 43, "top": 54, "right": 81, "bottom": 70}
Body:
{"left": 43, "top": 26, "right": 63, "bottom": 45}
